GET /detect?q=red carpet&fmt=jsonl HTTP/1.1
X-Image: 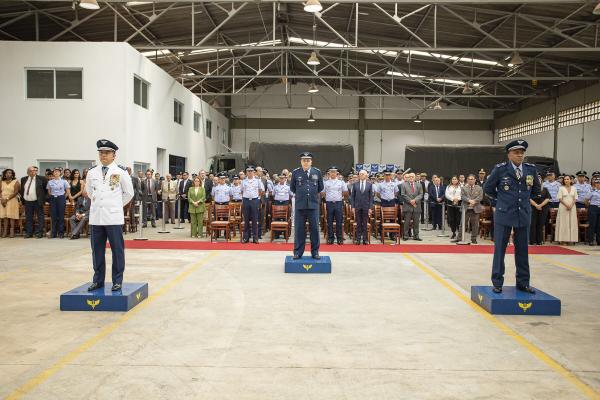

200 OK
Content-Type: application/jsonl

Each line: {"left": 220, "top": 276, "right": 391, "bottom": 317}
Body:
{"left": 123, "top": 240, "right": 584, "bottom": 255}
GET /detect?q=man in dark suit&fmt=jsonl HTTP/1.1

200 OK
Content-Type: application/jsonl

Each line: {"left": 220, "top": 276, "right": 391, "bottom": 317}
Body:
{"left": 140, "top": 169, "right": 158, "bottom": 227}
{"left": 427, "top": 175, "right": 445, "bottom": 230}
{"left": 290, "top": 152, "right": 324, "bottom": 259}
{"left": 178, "top": 171, "right": 192, "bottom": 222}
{"left": 351, "top": 170, "right": 374, "bottom": 245}
{"left": 20, "top": 166, "right": 47, "bottom": 238}
{"left": 401, "top": 172, "right": 424, "bottom": 241}
{"left": 69, "top": 195, "right": 91, "bottom": 239}
{"left": 201, "top": 170, "right": 213, "bottom": 204}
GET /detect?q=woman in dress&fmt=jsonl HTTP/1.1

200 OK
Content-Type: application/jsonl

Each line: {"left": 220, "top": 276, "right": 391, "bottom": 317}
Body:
{"left": 188, "top": 177, "right": 206, "bottom": 238}
{"left": 555, "top": 175, "right": 578, "bottom": 245}
{"left": 68, "top": 169, "right": 85, "bottom": 204}
{"left": 0, "top": 169, "right": 21, "bottom": 238}
{"left": 445, "top": 175, "right": 462, "bottom": 239}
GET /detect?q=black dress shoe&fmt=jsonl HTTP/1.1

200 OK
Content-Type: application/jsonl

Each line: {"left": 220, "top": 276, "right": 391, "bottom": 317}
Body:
{"left": 354, "top": 240, "right": 360, "bottom": 245}
{"left": 253, "top": 239, "right": 259, "bottom": 244}
{"left": 312, "top": 254, "right": 321, "bottom": 260}
{"left": 471, "top": 239, "right": 478, "bottom": 244}
{"left": 450, "top": 233, "right": 456, "bottom": 239}
{"left": 111, "top": 283, "right": 122, "bottom": 291}
{"left": 293, "top": 255, "right": 300, "bottom": 260}
{"left": 87, "top": 282, "right": 103, "bottom": 292}
{"left": 24, "top": 234, "right": 33, "bottom": 239}
{"left": 517, "top": 285, "right": 536, "bottom": 294}
{"left": 451, "top": 238, "right": 460, "bottom": 243}
{"left": 35, "top": 233, "right": 43, "bottom": 238}
{"left": 413, "top": 237, "right": 422, "bottom": 241}
{"left": 492, "top": 286, "right": 502, "bottom": 293}
{"left": 337, "top": 239, "right": 344, "bottom": 245}
{"left": 327, "top": 239, "right": 334, "bottom": 245}
{"left": 362, "top": 240, "right": 368, "bottom": 245}
{"left": 402, "top": 237, "right": 409, "bottom": 241}
{"left": 243, "top": 239, "right": 249, "bottom": 243}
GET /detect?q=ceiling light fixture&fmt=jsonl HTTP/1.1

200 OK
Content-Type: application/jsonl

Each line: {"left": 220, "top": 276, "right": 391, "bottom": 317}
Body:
{"left": 125, "top": 1, "right": 152, "bottom": 6}
{"left": 304, "top": 0, "right": 323, "bottom": 13}
{"left": 308, "top": 111, "right": 316, "bottom": 122}
{"left": 413, "top": 118, "right": 422, "bottom": 123}
{"left": 79, "top": 0, "right": 99, "bottom": 10}
{"left": 509, "top": 51, "right": 524, "bottom": 66}
{"left": 462, "top": 84, "right": 473, "bottom": 95}
{"left": 307, "top": 82, "right": 319, "bottom": 93}
{"left": 307, "top": 51, "right": 320, "bottom": 66}
{"left": 433, "top": 101, "right": 442, "bottom": 110}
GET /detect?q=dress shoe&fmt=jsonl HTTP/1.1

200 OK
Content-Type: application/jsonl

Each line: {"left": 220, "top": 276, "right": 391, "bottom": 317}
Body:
{"left": 24, "top": 234, "right": 32, "bottom": 239}
{"left": 451, "top": 238, "right": 460, "bottom": 243}
{"left": 253, "top": 239, "right": 259, "bottom": 244}
{"left": 87, "top": 282, "right": 103, "bottom": 292}
{"left": 402, "top": 236, "right": 409, "bottom": 241}
{"left": 516, "top": 285, "right": 536, "bottom": 294}
{"left": 492, "top": 286, "right": 502, "bottom": 293}
{"left": 111, "top": 283, "right": 122, "bottom": 291}
{"left": 413, "top": 237, "right": 422, "bottom": 241}
{"left": 327, "top": 239, "right": 334, "bottom": 245}
{"left": 35, "top": 233, "right": 43, "bottom": 238}
{"left": 450, "top": 233, "right": 456, "bottom": 239}
{"left": 589, "top": 242, "right": 595, "bottom": 246}
{"left": 354, "top": 240, "right": 360, "bottom": 245}
{"left": 337, "top": 239, "right": 344, "bottom": 245}
{"left": 312, "top": 254, "right": 321, "bottom": 260}
{"left": 362, "top": 240, "right": 368, "bottom": 245}
{"left": 151, "top": 224, "right": 156, "bottom": 228}
{"left": 471, "top": 239, "right": 478, "bottom": 244}
{"left": 243, "top": 239, "right": 249, "bottom": 243}
{"left": 293, "top": 255, "right": 300, "bottom": 260}
{"left": 142, "top": 224, "right": 147, "bottom": 228}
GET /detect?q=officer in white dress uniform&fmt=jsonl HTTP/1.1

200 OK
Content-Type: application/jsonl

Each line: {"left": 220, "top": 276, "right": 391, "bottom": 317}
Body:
{"left": 85, "top": 139, "right": 134, "bottom": 292}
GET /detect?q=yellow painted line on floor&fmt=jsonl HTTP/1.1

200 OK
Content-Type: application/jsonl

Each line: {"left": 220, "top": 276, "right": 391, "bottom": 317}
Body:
{"left": 402, "top": 253, "right": 600, "bottom": 400}
{"left": 532, "top": 255, "right": 600, "bottom": 280}
{"left": 6, "top": 251, "right": 220, "bottom": 400}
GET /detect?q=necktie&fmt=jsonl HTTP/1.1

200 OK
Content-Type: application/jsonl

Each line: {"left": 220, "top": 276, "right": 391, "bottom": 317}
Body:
{"left": 147, "top": 179, "right": 151, "bottom": 195}
{"left": 26, "top": 177, "right": 32, "bottom": 195}
{"left": 516, "top": 167, "right": 522, "bottom": 180}
{"left": 435, "top": 186, "right": 439, "bottom": 198}
{"left": 361, "top": 181, "right": 365, "bottom": 193}
{"left": 102, "top": 166, "right": 108, "bottom": 177}
{"left": 411, "top": 182, "right": 415, "bottom": 193}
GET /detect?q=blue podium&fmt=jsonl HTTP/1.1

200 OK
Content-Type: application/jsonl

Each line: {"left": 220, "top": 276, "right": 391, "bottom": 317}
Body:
{"left": 471, "top": 286, "right": 561, "bottom": 316}
{"left": 60, "top": 282, "right": 148, "bottom": 312}
{"left": 285, "top": 256, "right": 331, "bottom": 273}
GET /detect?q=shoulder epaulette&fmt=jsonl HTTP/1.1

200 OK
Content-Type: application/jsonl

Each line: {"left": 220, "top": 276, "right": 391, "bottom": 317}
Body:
{"left": 495, "top": 162, "right": 507, "bottom": 168}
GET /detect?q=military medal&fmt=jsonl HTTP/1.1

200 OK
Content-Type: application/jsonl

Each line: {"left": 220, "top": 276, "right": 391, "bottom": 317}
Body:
{"left": 526, "top": 175, "right": 533, "bottom": 187}
{"left": 504, "top": 185, "right": 509, "bottom": 191}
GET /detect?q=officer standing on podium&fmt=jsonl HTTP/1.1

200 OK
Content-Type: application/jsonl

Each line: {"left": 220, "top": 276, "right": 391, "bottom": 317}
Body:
{"left": 85, "top": 139, "right": 134, "bottom": 292}
{"left": 483, "top": 139, "right": 540, "bottom": 294}
{"left": 290, "top": 152, "right": 324, "bottom": 259}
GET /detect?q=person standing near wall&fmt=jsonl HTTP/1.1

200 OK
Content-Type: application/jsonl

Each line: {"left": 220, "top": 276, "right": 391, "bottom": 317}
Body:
{"left": 46, "top": 167, "right": 68, "bottom": 238}
{"left": 0, "top": 169, "right": 21, "bottom": 238}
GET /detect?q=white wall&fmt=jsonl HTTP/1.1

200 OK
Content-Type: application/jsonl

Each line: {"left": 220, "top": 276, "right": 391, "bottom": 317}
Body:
{"left": 231, "top": 83, "right": 493, "bottom": 167}
{"left": 0, "top": 41, "right": 228, "bottom": 176}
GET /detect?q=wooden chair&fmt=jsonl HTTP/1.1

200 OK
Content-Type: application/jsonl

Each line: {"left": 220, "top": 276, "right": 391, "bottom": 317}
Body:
{"left": 351, "top": 208, "right": 372, "bottom": 243}
{"left": 229, "top": 202, "right": 242, "bottom": 237}
{"left": 479, "top": 206, "right": 493, "bottom": 239}
{"left": 577, "top": 208, "right": 589, "bottom": 243}
{"left": 210, "top": 204, "right": 231, "bottom": 242}
{"left": 18, "top": 204, "right": 26, "bottom": 236}
{"left": 204, "top": 202, "right": 213, "bottom": 238}
{"left": 380, "top": 206, "right": 400, "bottom": 244}
{"left": 63, "top": 203, "right": 75, "bottom": 236}
{"left": 372, "top": 204, "right": 381, "bottom": 239}
{"left": 270, "top": 205, "right": 291, "bottom": 242}
{"left": 548, "top": 208, "right": 558, "bottom": 242}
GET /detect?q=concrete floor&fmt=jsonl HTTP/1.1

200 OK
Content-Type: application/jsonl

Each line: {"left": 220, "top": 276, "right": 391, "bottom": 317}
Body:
{"left": 1, "top": 225, "right": 599, "bottom": 400}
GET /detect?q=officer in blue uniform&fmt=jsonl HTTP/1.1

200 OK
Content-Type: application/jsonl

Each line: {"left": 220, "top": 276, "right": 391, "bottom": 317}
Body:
{"left": 323, "top": 166, "right": 348, "bottom": 245}
{"left": 585, "top": 177, "right": 600, "bottom": 246}
{"left": 483, "top": 139, "right": 541, "bottom": 294}
{"left": 241, "top": 166, "right": 264, "bottom": 243}
{"left": 290, "top": 152, "right": 324, "bottom": 259}
{"left": 85, "top": 139, "right": 134, "bottom": 292}
{"left": 574, "top": 171, "right": 591, "bottom": 209}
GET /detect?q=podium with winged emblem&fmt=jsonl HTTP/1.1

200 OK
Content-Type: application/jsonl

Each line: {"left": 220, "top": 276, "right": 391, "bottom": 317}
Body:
{"left": 471, "top": 286, "right": 561, "bottom": 316}
{"left": 60, "top": 282, "right": 148, "bottom": 311}
{"left": 285, "top": 255, "right": 331, "bottom": 273}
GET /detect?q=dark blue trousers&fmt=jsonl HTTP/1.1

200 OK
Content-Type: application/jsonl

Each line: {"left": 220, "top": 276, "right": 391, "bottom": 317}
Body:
{"left": 589, "top": 205, "right": 600, "bottom": 244}
{"left": 294, "top": 208, "right": 320, "bottom": 257}
{"left": 24, "top": 200, "right": 45, "bottom": 236}
{"left": 90, "top": 225, "right": 125, "bottom": 285}
{"left": 243, "top": 198, "right": 260, "bottom": 241}
{"left": 491, "top": 224, "right": 530, "bottom": 288}
{"left": 326, "top": 201, "right": 343, "bottom": 241}
{"left": 430, "top": 203, "right": 443, "bottom": 229}
{"left": 49, "top": 195, "right": 65, "bottom": 237}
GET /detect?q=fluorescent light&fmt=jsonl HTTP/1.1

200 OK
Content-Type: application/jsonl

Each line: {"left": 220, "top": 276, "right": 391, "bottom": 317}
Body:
{"left": 402, "top": 50, "right": 501, "bottom": 67}
{"left": 386, "top": 71, "right": 480, "bottom": 88}
{"left": 307, "top": 51, "right": 320, "bottom": 66}
{"left": 304, "top": 0, "right": 323, "bottom": 13}
{"left": 308, "top": 83, "right": 319, "bottom": 93}
{"left": 188, "top": 39, "right": 282, "bottom": 56}
{"left": 413, "top": 118, "right": 422, "bottom": 123}
{"left": 125, "top": 1, "right": 152, "bottom": 6}
{"left": 141, "top": 49, "right": 172, "bottom": 58}
{"left": 308, "top": 111, "right": 316, "bottom": 122}
{"left": 79, "top": 0, "right": 99, "bottom": 10}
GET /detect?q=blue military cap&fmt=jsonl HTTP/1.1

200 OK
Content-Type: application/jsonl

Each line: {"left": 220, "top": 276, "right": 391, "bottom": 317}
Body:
{"left": 545, "top": 170, "right": 555, "bottom": 176}
{"left": 299, "top": 152, "right": 314, "bottom": 159}
{"left": 384, "top": 169, "right": 393, "bottom": 175}
{"left": 327, "top": 166, "right": 339, "bottom": 172}
{"left": 217, "top": 172, "right": 227, "bottom": 178}
{"left": 232, "top": 175, "right": 240, "bottom": 180}
{"left": 505, "top": 139, "right": 528, "bottom": 152}
{"left": 96, "top": 139, "right": 118, "bottom": 152}
{"left": 593, "top": 171, "right": 600, "bottom": 176}
{"left": 246, "top": 165, "right": 256, "bottom": 172}
{"left": 576, "top": 170, "right": 587, "bottom": 177}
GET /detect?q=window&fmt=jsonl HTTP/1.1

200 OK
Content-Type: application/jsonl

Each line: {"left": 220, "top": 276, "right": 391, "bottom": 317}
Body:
{"left": 206, "top": 120, "right": 212, "bottom": 139}
{"left": 174, "top": 99, "right": 183, "bottom": 124}
{"left": 134, "top": 162, "right": 150, "bottom": 176}
{"left": 38, "top": 160, "right": 94, "bottom": 175}
{"left": 133, "top": 76, "right": 149, "bottom": 109}
{"left": 220, "top": 127, "right": 227, "bottom": 145}
{"left": 497, "top": 99, "right": 600, "bottom": 142}
{"left": 193, "top": 111, "right": 201, "bottom": 132}
{"left": 26, "top": 68, "right": 82, "bottom": 99}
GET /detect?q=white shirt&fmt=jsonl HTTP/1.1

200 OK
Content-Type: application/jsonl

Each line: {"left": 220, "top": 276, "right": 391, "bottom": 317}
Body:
{"left": 86, "top": 162, "right": 134, "bottom": 225}
{"left": 23, "top": 176, "right": 37, "bottom": 202}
